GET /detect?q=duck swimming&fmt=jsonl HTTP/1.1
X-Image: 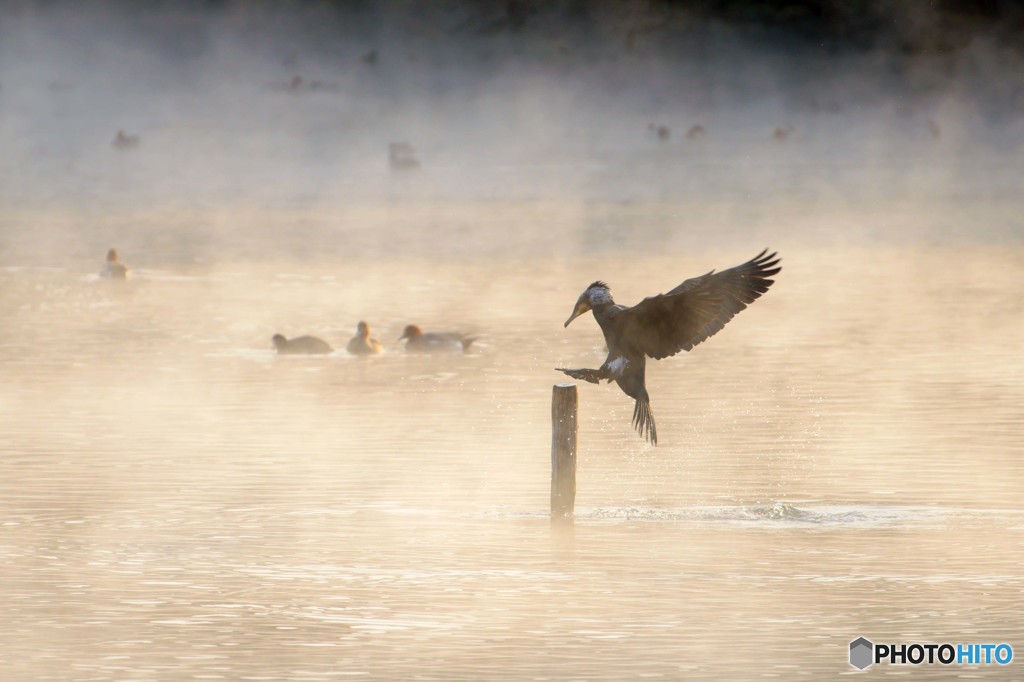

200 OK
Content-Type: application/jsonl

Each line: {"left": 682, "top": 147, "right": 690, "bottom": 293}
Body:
{"left": 772, "top": 126, "right": 794, "bottom": 141}
{"left": 388, "top": 142, "right": 420, "bottom": 171}
{"left": 558, "top": 249, "right": 781, "bottom": 445}
{"left": 272, "top": 333, "right": 333, "bottom": 355}
{"left": 347, "top": 321, "right": 383, "bottom": 355}
{"left": 398, "top": 324, "right": 475, "bottom": 353}
{"left": 101, "top": 248, "right": 128, "bottom": 279}
{"left": 647, "top": 123, "right": 671, "bottom": 141}
{"left": 112, "top": 130, "right": 139, "bottom": 149}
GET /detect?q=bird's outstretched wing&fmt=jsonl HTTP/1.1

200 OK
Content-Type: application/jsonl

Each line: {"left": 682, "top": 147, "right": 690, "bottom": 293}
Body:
{"left": 618, "top": 249, "right": 781, "bottom": 360}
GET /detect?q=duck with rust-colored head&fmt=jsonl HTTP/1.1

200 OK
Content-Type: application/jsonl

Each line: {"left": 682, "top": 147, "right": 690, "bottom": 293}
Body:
{"left": 398, "top": 324, "right": 475, "bottom": 353}
{"left": 347, "top": 321, "right": 383, "bottom": 355}
{"left": 272, "top": 333, "right": 333, "bottom": 355}
{"left": 101, "top": 248, "right": 129, "bottom": 279}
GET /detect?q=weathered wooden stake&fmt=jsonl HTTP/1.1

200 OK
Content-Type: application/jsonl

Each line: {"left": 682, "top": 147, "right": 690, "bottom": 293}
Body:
{"left": 551, "top": 383, "right": 578, "bottom": 520}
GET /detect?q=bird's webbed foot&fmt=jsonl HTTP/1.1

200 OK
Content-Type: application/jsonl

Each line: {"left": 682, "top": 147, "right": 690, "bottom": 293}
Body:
{"left": 555, "top": 367, "right": 605, "bottom": 384}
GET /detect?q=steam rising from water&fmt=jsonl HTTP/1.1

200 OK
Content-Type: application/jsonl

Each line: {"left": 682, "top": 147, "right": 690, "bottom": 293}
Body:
{"left": 2, "top": 1, "right": 1022, "bottom": 264}
{"left": 1, "top": 2, "right": 1023, "bottom": 679}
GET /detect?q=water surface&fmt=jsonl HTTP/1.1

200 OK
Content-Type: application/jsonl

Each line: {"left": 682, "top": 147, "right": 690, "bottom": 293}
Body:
{"left": 1, "top": 225, "right": 1021, "bottom": 678}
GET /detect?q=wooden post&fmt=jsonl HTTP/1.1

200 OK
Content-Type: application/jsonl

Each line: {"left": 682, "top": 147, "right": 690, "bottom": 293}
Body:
{"left": 551, "top": 383, "right": 578, "bottom": 520}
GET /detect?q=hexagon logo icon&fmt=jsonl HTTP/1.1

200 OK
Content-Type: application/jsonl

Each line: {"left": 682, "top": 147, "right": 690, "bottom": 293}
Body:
{"left": 850, "top": 637, "right": 874, "bottom": 670}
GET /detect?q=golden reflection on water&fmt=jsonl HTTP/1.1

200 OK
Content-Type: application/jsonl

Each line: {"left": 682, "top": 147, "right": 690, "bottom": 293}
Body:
{"left": 1, "top": 215, "right": 1022, "bottom": 679}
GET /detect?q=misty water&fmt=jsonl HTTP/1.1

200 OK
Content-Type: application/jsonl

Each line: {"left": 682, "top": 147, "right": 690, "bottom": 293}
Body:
{"left": 3, "top": 4, "right": 1024, "bottom": 680}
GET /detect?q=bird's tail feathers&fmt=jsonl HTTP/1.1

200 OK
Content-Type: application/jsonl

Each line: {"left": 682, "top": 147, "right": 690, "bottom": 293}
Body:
{"left": 632, "top": 399, "right": 658, "bottom": 446}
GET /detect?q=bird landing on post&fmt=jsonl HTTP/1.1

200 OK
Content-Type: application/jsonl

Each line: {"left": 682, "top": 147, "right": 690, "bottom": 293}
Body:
{"left": 557, "top": 249, "right": 781, "bottom": 445}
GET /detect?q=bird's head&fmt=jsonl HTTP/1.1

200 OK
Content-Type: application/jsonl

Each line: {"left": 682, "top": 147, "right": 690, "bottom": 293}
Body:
{"left": 356, "top": 321, "right": 369, "bottom": 336}
{"left": 271, "top": 334, "right": 287, "bottom": 350}
{"left": 107, "top": 248, "right": 119, "bottom": 263}
{"left": 398, "top": 324, "right": 423, "bottom": 341}
{"left": 564, "top": 281, "right": 612, "bottom": 327}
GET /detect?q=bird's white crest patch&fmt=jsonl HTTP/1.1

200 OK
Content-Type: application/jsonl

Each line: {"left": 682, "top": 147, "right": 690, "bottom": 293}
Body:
{"left": 586, "top": 284, "right": 612, "bottom": 305}
{"left": 607, "top": 356, "right": 630, "bottom": 375}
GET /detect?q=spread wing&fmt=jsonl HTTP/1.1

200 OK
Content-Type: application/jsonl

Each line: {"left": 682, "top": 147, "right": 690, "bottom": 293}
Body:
{"left": 618, "top": 249, "right": 781, "bottom": 360}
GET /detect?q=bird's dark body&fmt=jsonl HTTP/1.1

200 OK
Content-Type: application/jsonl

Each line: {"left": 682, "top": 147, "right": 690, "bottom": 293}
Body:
{"left": 272, "top": 334, "right": 333, "bottom": 355}
{"left": 558, "top": 249, "right": 781, "bottom": 445}
{"left": 595, "top": 306, "right": 649, "bottom": 404}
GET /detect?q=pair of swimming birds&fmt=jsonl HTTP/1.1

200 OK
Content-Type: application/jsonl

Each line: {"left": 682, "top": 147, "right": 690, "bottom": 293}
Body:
{"left": 273, "top": 323, "right": 476, "bottom": 356}
{"left": 559, "top": 249, "right": 780, "bottom": 446}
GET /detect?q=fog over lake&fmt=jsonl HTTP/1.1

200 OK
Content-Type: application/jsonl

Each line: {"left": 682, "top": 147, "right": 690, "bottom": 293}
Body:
{"left": 1, "top": 2, "right": 1022, "bottom": 679}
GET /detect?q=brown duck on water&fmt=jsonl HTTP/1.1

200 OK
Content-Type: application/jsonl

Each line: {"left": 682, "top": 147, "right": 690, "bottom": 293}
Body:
{"left": 101, "top": 248, "right": 128, "bottom": 279}
{"left": 347, "top": 321, "right": 383, "bottom": 355}
{"left": 558, "top": 249, "right": 781, "bottom": 446}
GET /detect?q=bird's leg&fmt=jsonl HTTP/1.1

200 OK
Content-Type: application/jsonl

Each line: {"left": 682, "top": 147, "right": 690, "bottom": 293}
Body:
{"left": 555, "top": 367, "right": 607, "bottom": 384}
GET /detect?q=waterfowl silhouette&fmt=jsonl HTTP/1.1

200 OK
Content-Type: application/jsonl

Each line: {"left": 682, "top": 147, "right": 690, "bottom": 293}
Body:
{"left": 347, "top": 321, "right": 383, "bottom": 355}
{"left": 772, "top": 126, "right": 793, "bottom": 141}
{"left": 398, "top": 324, "right": 475, "bottom": 353}
{"left": 557, "top": 249, "right": 781, "bottom": 445}
{"left": 685, "top": 124, "right": 706, "bottom": 140}
{"left": 272, "top": 333, "right": 333, "bottom": 355}
{"left": 112, "top": 130, "right": 139, "bottom": 149}
{"left": 648, "top": 123, "right": 670, "bottom": 141}
{"left": 101, "top": 248, "right": 128, "bottom": 279}
{"left": 389, "top": 142, "right": 420, "bottom": 171}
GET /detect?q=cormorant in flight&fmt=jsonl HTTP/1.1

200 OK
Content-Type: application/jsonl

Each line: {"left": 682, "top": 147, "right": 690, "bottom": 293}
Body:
{"left": 558, "top": 249, "right": 781, "bottom": 445}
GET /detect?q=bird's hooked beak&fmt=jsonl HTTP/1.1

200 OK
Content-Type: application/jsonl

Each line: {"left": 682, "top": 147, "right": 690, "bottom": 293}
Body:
{"left": 564, "top": 296, "right": 591, "bottom": 328}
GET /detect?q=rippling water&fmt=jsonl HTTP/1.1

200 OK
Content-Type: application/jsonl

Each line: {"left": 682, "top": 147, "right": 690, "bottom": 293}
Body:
{"left": 4, "top": 3, "right": 1023, "bottom": 676}
{"left": 1, "top": 218, "right": 1021, "bottom": 679}
{"left": 0, "top": 186, "right": 1011, "bottom": 679}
